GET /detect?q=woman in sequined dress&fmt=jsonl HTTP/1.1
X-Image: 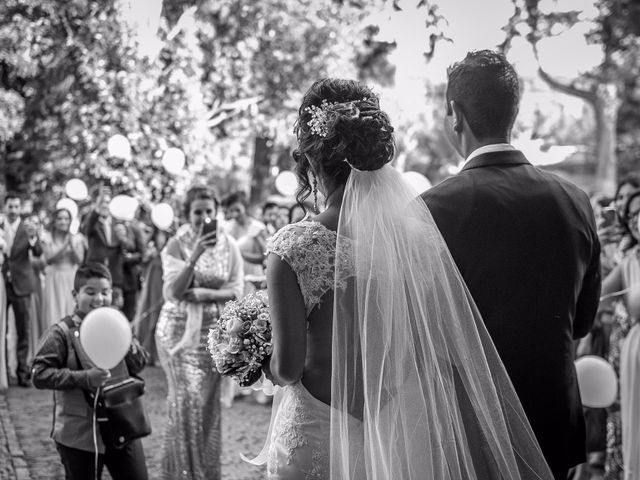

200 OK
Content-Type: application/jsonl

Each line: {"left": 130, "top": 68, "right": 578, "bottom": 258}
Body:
{"left": 156, "top": 186, "right": 244, "bottom": 479}
{"left": 600, "top": 189, "right": 640, "bottom": 480}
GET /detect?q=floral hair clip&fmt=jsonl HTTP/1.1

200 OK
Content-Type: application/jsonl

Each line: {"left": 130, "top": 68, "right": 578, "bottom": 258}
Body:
{"left": 304, "top": 98, "right": 370, "bottom": 138}
{"left": 304, "top": 99, "right": 335, "bottom": 138}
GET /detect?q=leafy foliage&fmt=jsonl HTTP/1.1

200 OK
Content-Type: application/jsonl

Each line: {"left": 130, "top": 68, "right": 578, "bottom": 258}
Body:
{"left": 0, "top": 0, "right": 365, "bottom": 212}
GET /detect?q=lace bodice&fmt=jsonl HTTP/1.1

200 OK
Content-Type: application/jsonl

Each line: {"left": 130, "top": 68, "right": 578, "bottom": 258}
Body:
{"left": 267, "top": 221, "right": 346, "bottom": 316}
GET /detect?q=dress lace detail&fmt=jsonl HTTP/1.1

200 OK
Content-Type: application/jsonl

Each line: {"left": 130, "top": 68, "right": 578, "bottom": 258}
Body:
{"left": 266, "top": 383, "right": 330, "bottom": 479}
{"left": 267, "top": 221, "right": 349, "bottom": 315}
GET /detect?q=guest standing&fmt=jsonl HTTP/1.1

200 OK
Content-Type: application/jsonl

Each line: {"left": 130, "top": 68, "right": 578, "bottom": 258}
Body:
{"left": 134, "top": 226, "right": 168, "bottom": 366}
{"left": 261, "top": 201, "right": 280, "bottom": 236}
{"left": 0, "top": 228, "right": 8, "bottom": 390}
{"left": 82, "top": 188, "right": 128, "bottom": 310}
{"left": 600, "top": 176, "right": 640, "bottom": 276}
{"left": 1, "top": 193, "right": 43, "bottom": 387}
{"left": 27, "top": 213, "right": 46, "bottom": 360}
{"left": 599, "top": 190, "right": 640, "bottom": 480}
{"left": 156, "top": 186, "right": 243, "bottom": 479}
{"left": 117, "top": 218, "right": 146, "bottom": 322}
{"left": 42, "top": 208, "right": 85, "bottom": 329}
{"left": 32, "top": 263, "right": 149, "bottom": 480}
{"left": 222, "top": 192, "right": 266, "bottom": 295}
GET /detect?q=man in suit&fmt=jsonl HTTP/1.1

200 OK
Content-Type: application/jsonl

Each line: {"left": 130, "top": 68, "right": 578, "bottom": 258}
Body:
{"left": 116, "top": 220, "right": 146, "bottom": 322}
{"left": 422, "top": 50, "right": 601, "bottom": 480}
{"left": 1, "top": 193, "right": 43, "bottom": 386}
{"left": 82, "top": 188, "right": 127, "bottom": 310}
{"left": 82, "top": 188, "right": 145, "bottom": 321}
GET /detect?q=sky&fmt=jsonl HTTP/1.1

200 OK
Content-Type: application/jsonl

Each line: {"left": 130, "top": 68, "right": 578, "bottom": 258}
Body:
{"left": 119, "top": 0, "right": 605, "bottom": 169}
{"left": 375, "top": 0, "right": 603, "bottom": 119}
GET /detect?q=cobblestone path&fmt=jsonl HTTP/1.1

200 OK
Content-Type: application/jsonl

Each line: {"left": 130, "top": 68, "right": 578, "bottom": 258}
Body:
{"left": 2, "top": 366, "right": 270, "bottom": 479}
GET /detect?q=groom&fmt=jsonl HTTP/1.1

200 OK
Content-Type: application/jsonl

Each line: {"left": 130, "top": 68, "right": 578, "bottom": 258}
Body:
{"left": 422, "top": 50, "right": 601, "bottom": 480}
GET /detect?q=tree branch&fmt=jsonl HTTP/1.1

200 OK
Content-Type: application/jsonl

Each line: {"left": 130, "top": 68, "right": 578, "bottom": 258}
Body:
{"left": 537, "top": 67, "right": 597, "bottom": 104}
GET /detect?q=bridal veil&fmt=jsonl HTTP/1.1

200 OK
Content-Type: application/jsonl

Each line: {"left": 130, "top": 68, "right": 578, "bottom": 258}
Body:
{"left": 330, "top": 164, "right": 554, "bottom": 479}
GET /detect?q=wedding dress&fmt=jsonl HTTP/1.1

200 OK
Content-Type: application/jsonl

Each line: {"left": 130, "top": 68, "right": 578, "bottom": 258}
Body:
{"left": 251, "top": 166, "right": 554, "bottom": 480}
{"left": 261, "top": 220, "right": 344, "bottom": 479}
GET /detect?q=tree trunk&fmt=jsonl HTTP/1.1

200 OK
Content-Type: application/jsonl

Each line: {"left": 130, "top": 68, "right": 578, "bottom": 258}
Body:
{"left": 537, "top": 68, "right": 619, "bottom": 195}
{"left": 250, "top": 136, "right": 272, "bottom": 206}
{"left": 0, "top": 153, "right": 5, "bottom": 201}
{"left": 593, "top": 83, "right": 619, "bottom": 196}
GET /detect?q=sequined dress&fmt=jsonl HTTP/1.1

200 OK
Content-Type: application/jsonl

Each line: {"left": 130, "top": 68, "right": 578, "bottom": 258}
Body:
{"left": 156, "top": 227, "right": 243, "bottom": 479}
{"left": 605, "top": 247, "right": 640, "bottom": 480}
{"left": 264, "top": 221, "right": 356, "bottom": 480}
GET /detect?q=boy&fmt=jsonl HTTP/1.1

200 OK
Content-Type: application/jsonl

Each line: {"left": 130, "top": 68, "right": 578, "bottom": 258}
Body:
{"left": 32, "top": 262, "right": 149, "bottom": 479}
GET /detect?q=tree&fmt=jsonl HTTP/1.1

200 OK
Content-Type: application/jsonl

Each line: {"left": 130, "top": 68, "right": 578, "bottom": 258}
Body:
{"left": 503, "top": 0, "right": 640, "bottom": 195}
{"left": 0, "top": 0, "right": 215, "bottom": 205}
{"left": 0, "top": 0, "right": 369, "bottom": 209}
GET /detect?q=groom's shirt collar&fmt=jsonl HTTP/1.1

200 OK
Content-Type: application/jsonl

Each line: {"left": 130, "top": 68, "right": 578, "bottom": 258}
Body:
{"left": 464, "top": 143, "right": 516, "bottom": 167}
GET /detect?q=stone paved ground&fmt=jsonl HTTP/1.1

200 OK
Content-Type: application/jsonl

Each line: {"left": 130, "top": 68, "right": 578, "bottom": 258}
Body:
{"left": 1, "top": 366, "right": 270, "bottom": 479}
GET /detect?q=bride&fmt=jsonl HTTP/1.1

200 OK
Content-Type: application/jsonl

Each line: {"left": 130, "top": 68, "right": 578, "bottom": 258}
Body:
{"left": 254, "top": 78, "right": 554, "bottom": 479}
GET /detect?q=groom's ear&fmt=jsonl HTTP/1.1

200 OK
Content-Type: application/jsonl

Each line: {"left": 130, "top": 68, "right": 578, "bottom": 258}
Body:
{"left": 450, "top": 101, "right": 464, "bottom": 133}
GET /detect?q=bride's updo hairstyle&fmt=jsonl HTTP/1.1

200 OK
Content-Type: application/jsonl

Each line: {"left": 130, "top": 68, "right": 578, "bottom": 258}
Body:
{"left": 293, "top": 78, "right": 395, "bottom": 207}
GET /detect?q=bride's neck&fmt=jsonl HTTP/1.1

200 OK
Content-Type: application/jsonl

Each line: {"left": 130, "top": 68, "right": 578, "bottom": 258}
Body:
{"left": 324, "top": 184, "right": 345, "bottom": 212}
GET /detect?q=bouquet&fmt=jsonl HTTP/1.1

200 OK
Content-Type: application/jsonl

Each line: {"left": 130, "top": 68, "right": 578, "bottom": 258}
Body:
{"left": 207, "top": 290, "right": 272, "bottom": 387}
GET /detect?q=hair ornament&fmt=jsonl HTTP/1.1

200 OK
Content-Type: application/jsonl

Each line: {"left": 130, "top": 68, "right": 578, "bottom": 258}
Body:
{"left": 305, "top": 98, "right": 370, "bottom": 138}
{"left": 304, "top": 99, "right": 336, "bottom": 137}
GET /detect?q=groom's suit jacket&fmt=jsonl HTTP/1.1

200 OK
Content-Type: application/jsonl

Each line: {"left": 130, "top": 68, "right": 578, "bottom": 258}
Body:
{"left": 422, "top": 149, "right": 601, "bottom": 473}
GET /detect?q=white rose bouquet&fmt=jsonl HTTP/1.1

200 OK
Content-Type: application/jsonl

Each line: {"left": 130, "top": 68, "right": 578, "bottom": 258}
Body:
{"left": 207, "top": 290, "right": 272, "bottom": 387}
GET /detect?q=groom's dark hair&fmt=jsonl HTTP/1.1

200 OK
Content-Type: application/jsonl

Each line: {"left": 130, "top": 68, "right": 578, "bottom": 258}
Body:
{"left": 446, "top": 50, "right": 519, "bottom": 140}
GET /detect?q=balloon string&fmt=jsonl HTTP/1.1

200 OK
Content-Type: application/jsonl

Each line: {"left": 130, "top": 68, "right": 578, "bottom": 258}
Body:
{"left": 93, "top": 385, "right": 101, "bottom": 480}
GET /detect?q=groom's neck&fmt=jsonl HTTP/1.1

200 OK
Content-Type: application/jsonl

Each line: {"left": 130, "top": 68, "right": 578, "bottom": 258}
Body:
{"left": 463, "top": 135, "right": 510, "bottom": 159}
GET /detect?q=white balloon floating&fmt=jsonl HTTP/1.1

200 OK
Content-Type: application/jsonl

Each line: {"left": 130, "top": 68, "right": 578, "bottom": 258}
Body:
{"left": 65, "top": 178, "right": 88, "bottom": 201}
{"left": 109, "top": 195, "right": 139, "bottom": 222}
{"left": 107, "top": 134, "right": 132, "bottom": 160}
{"left": 80, "top": 307, "right": 132, "bottom": 370}
{"left": 274, "top": 170, "right": 298, "bottom": 197}
{"left": 575, "top": 355, "right": 618, "bottom": 408}
{"left": 150, "top": 203, "right": 174, "bottom": 231}
{"left": 162, "top": 147, "right": 186, "bottom": 175}
{"left": 402, "top": 171, "right": 432, "bottom": 193}
{"left": 56, "top": 197, "right": 79, "bottom": 219}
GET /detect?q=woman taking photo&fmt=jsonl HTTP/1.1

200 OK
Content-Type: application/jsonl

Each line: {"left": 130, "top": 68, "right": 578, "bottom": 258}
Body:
{"left": 155, "top": 186, "right": 243, "bottom": 479}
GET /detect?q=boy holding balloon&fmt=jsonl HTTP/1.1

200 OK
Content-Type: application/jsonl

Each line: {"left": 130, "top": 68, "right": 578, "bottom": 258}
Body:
{"left": 31, "top": 262, "right": 149, "bottom": 480}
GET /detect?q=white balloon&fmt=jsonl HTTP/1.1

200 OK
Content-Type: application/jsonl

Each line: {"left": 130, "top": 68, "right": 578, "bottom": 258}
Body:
{"left": 162, "top": 148, "right": 186, "bottom": 175}
{"left": 109, "top": 195, "right": 139, "bottom": 221}
{"left": 65, "top": 178, "right": 88, "bottom": 201}
{"left": 150, "top": 203, "right": 174, "bottom": 230}
{"left": 402, "top": 171, "right": 432, "bottom": 193}
{"left": 575, "top": 355, "right": 618, "bottom": 408}
{"left": 274, "top": 170, "right": 298, "bottom": 196}
{"left": 107, "top": 134, "right": 132, "bottom": 160}
{"left": 80, "top": 307, "right": 132, "bottom": 370}
{"left": 56, "top": 198, "right": 79, "bottom": 219}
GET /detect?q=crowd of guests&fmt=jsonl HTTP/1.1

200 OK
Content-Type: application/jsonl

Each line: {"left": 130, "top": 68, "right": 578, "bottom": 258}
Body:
{"left": 575, "top": 175, "right": 640, "bottom": 480}
{"left": 3, "top": 173, "right": 640, "bottom": 479}
{"left": 0, "top": 187, "right": 305, "bottom": 388}
{"left": 0, "top": 185, "right": 310, "bottom": 478}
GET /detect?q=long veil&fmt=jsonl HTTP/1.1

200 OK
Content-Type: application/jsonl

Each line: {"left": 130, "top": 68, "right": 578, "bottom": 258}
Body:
{"left": 330, "top": 165, "right": 554, "bottom": 479}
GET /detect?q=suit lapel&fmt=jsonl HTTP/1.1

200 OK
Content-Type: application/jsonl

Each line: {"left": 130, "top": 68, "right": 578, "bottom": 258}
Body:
{"left": 10, "top": 221, "right": 26, "bottom": 256}
{"left": 461, "top": 150, "right": 531, "bottom": 172}
{"left": 95, "top": 219, "right": 110, "bottom": 246}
